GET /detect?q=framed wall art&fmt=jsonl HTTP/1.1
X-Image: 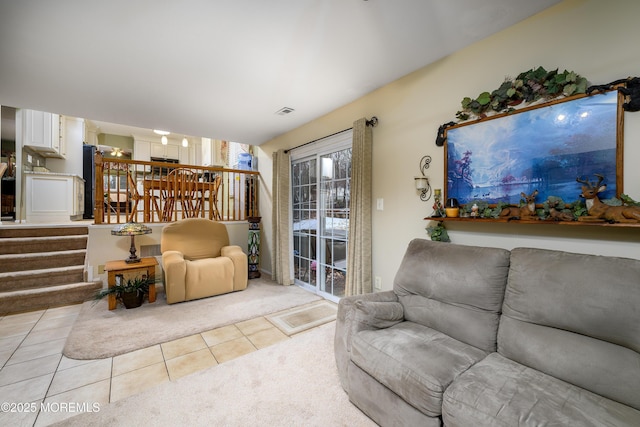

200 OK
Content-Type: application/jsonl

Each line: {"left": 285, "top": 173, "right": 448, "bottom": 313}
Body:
{"left": 444, "top": 89, "right": 622, "bottom": 206}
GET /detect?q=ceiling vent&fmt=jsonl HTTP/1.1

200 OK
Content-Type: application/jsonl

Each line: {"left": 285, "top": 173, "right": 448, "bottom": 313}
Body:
{"left": 275, "top": 107, "right": 295, "bottom": 115}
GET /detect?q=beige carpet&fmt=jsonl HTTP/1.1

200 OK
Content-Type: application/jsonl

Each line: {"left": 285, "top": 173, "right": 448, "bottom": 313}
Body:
{"left": 57, "top": 322, "right": 375, "bottom": 427}
{"left": 267, "top": 300, "right": 338, "bottom": 335}
{"left": 64, "top": 278, "right": 322, "bottom": 360}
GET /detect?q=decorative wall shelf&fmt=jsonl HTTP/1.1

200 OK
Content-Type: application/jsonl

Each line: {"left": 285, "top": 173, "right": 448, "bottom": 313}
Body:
{"left": 425, "top": 216, "right": 640, "bottom": 228}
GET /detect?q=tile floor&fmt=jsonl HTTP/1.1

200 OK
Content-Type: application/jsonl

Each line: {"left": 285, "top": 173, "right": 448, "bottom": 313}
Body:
{"left": 0, "top": 303, "right": 297, "bottom": 426}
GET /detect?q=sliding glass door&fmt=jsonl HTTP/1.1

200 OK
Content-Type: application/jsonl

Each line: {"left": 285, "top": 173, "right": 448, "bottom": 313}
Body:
{"left": 291, "top": 132, "right": 351, "bottom": 302}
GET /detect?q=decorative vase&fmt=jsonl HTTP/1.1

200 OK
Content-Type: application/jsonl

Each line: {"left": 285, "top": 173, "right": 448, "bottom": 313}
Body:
{"left": 247, "top": 216, "right": 261, "bottom": 279}
{"left": 121, "top": 291, "right": 143, "bottom": 309}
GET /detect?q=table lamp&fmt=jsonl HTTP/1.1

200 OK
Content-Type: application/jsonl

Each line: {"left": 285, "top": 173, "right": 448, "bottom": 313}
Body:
{"left": 111, "top": 221, "right": 152, "bottom": 263}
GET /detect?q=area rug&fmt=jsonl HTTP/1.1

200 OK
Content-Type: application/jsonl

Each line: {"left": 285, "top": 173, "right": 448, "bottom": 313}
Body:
{"left": 63, "top": 277, "right": 322, "bottom": 360}
{"left": 57, "top": 322, "right": 376, "bottom": 427}
{"left": 266, "top": 300, "right": 337, "bottom": 335}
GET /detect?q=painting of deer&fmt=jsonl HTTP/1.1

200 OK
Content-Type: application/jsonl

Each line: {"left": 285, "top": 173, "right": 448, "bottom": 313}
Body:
{"left": 577, "top": 174, "right": 640, "bottom": 223}
{"left": 500, "top": 190, "right": 539, "bottom": 219}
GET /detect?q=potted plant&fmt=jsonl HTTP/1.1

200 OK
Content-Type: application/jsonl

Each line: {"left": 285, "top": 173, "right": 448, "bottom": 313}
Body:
{"left": 95, "top": 275, "right": 150, "bottom": 309}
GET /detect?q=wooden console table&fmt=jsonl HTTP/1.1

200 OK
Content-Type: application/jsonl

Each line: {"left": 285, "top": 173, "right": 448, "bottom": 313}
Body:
{"left": 104, "top": 257, "right": 158, "bottom": 310}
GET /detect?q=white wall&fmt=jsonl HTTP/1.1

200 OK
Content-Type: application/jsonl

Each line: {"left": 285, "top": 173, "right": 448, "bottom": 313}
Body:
{"left": 258, "top": 0, "right": 640, "bottom": 291}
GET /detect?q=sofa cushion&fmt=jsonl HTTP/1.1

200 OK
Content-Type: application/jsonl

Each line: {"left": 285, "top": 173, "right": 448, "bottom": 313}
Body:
{"left": 185, "top": 257, "right": 234, "bottom": 300}
{"left": 161, "top": 218, "right": 230, "bottom": 260}
{"left": 393, "top": 239, "right": 510, "bottom": 352}
{"left": 500, "top": 248, "right": 640, "bottom": 410}
{"left": 442, "top": 352, "right": 640, "bottom": 427}
{"left": 351, "top": 321, "right": 487, "bottom": 417}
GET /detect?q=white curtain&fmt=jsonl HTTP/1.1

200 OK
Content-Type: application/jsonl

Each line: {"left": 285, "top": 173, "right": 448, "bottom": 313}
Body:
{"left": 271, "top": 149, "right": 293, "bottom": 285}
{"left": 346, "top": 118, "right": 373, "bottom": 296}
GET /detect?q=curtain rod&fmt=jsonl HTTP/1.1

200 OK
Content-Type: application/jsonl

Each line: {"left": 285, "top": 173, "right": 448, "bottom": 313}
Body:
{"left": 284, "top": 116, "right": 378, "bottom": 154}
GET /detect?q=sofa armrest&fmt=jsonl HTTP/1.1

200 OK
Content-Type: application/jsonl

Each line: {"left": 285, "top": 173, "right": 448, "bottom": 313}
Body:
{"left": 162, "top": 250, "right": 186, "bottom": 304}
{"left": 221, "top": 245, "right": 248, "bottom": 291}
{"left": 335, "top": 290, "right": 399, "bottom": 391}
{"left": 353, "top": 300, "right": 405, "bottom": 332}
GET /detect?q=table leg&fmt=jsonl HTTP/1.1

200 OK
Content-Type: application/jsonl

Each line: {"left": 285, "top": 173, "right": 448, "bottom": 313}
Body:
{"left": 148, "top": 264, "right": 156, "bottom": 303}
{"left": 107, "top": 271, "right": 116, "bottom": 310}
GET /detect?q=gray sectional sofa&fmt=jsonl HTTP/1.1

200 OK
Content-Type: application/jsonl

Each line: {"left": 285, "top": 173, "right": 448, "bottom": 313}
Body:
{"left": 335, "top": 239, "right": 640, "bottom": 426}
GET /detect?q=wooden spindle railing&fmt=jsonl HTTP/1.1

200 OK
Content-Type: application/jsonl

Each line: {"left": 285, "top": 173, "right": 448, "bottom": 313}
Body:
{"left": 94, "top": 152, "right": 259, "bottom": 224}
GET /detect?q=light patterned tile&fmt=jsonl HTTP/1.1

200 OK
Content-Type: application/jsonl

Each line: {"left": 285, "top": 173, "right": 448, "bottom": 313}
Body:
{"left": 6, "top": 338, "right": 66, "bottom": 366}
{"left": 30, "top": 314, "right": 78, "bottom": 333}
{"left": 0, "top": 399, "right": 40, "bottom": 427}
{"left": 57, "top": 355, "right": 102, "bottom": 371}
{"left": 0, "top": 310, "right": 43, "bottom": 327}
{"left": 210, "top": 336, "right": 256, "bottom": 363}
{"left": 0, "top": 334, "right": 25, "bottom": 353}
{"left": 35, "top": 379, "right": 109, "bottom": 427}
{"left": 235, "top": 317, "right": 273, "bottom": 335}
{"left": 0, "top": 321, "right": 35, "bottom": 339}
{"left": 113, "top": 345, "right": 163, "bottom": 377}
{"left": 201, "top": 324, "right": 243, "bottom": 347}
{"left": 0, "top": 349, "right": 13, "bottom": 367}
{"left": 247, "top": 327, "right": 289, "bottom": 349}
{"left": 47, "top": 358, "right": 112, "bottom": 396}
{"left": 21, "top": 325, "right": 72, "bottom": 347}
{"left": 0, "top": 373, "right": 53, "bottom": 403}
{"left": 161, "top": 334, "right": 207, "bottom": 360}
{"left": 0, "top": 353, "right": 61, "bottom": 387}
{"left": 110, "top": 362, "right": 169, "bottom": 402}
{"left": 165, "top": 348, "right": 218, "bottom": 381}
{"left": 40, "top": 304, "right": 82, "bottom": 321}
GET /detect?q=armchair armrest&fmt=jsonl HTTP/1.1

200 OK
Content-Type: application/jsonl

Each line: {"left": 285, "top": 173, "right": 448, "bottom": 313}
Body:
{"left": 162, "top": 250, "right": 186, "bottom": 304}
{"left": 221, "top": 245, "right": 248, "bottom": 291}
{"left": 335, "top": 290, "right": 400, "bottom": 391}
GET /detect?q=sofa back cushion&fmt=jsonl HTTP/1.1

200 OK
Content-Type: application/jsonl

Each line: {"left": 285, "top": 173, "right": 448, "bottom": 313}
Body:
{"left": 393, "top": 239, "right": 510, "bottom": 353}
{"left": 161, "top": 218, "right": 230, "bottom": 260}
{"left": 499, "top": 247, "right": 640, "bottom": 410}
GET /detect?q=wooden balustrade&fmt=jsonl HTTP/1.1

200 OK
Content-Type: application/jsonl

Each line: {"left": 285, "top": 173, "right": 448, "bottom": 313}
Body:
{"left": 94, "top": 152, "right": 259, "bottom": 224}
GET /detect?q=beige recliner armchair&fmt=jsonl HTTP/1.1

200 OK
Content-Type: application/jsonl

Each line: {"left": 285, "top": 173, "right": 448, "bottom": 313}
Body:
{"left": 161, "top": 218, "right": 248, "bottom": 304}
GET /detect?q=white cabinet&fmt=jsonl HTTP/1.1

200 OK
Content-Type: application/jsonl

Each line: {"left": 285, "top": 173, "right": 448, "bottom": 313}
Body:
{"left": 133, "top": 139, "right": 151, "bottom": 162}
{"left": 21, "top": 109, "right": 65, "bottom": 158}
{"left": 25, "top": 172, "right": 84, "bottom": 222}
{"left": 151, "top": 143, "right": 180, "bottom": 160}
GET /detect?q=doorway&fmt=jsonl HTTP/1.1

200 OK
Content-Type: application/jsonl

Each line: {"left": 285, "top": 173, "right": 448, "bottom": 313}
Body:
{"left": 291, "top": 131, "right": 351, "bottom": 302}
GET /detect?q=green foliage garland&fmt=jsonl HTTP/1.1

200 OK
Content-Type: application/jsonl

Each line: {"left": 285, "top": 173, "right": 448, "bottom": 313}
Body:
{"left": 456, "top": 66, "right": 589, "bottom": 121}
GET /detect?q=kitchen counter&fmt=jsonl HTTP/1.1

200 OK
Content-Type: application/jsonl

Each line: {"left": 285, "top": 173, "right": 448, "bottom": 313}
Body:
{"left": 24, "top": 170, "right": 83, "bottom": 179}
{"left": 25, "top": 172, "right": 85, "bottom": 223}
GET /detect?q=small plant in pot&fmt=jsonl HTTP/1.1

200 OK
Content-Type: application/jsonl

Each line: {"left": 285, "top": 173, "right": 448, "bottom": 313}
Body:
{"left": 95, "top": 275, "right": 150, "bottom": 309}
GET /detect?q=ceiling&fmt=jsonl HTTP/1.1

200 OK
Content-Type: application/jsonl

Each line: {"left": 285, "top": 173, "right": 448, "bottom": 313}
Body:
{"left": 0, "top": 0, "right": 560, "bottom": 145}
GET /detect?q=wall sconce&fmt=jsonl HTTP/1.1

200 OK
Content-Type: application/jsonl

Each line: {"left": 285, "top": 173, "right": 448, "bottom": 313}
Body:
{"left": 414, "top": 155, "right": 432, "bottom": 201}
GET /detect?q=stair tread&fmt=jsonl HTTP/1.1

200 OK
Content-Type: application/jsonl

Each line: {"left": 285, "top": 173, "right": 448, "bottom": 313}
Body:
{"left": 0, "top": 265, "right": 84, "bottom": 278}
{"left": 0, "top": 235, "right": 88, "bottom": 243}
{"left": 0, "top": 281, "right": 101, "bottom": 297}
{"left": 0, "top": 249, "right": 86, "bottom": 260}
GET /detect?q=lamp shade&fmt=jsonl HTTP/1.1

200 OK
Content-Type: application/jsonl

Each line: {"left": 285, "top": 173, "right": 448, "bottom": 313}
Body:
{"left": 111, "top": 221, "right": 152, "bottom": 236}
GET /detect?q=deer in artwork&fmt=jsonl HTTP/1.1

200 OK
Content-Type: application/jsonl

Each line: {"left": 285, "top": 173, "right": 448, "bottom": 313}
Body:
{"left": 576, "top": 174, "right": 640, "bottom": 223}
{"left": 500, "top": 190, "right": 539, "bottom": 219}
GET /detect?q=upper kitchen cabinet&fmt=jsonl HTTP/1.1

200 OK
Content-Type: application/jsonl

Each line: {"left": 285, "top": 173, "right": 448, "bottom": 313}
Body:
{"left": 19, "top": 109, "right": 66, "bottom": 158}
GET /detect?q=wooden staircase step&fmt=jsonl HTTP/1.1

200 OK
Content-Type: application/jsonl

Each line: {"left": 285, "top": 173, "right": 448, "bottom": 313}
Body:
{"left": 0, "top": 235, "right": 88, "bottom": 255}
{"left": 0, "top": 266, "right": 85, "bottom": 292}
{"left": 0, "top": 226, "right": 88, "bottom": 238}
{"left": 0, "top": 281, "right": 102, "bottom": 316}
{"left": 0, "top": 249, "right": 86, "bottom": 273}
